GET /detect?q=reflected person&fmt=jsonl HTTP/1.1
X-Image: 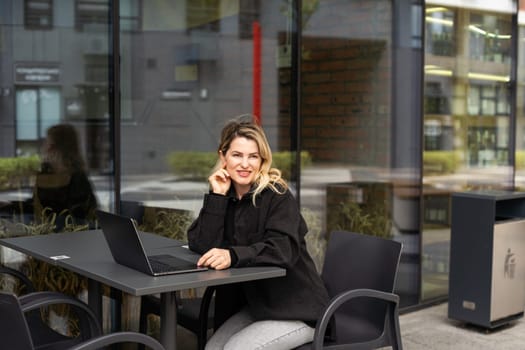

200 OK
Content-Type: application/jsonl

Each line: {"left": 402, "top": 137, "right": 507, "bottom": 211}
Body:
{"left": 33, "top": 123, "right": 97, "bottom": 229}
{"left": 188, "top": 116, "right": 329, "bottom": 350}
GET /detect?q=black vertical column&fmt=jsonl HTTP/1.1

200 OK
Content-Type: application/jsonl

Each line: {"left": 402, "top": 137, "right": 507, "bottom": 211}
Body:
{"left": 291, "top": 0, "right": 302, "bottom": 204}
{"left": 109, "top": 0, "right": 121, "bottom": 213}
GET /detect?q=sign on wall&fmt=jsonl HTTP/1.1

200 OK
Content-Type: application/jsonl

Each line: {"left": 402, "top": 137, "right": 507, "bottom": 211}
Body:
{"left": 14, "top": 62, "right": 60, "bottom": 84}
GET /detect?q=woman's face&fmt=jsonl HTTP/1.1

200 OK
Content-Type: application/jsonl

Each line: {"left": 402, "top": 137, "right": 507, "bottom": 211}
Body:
{"left": 221, "top": 136, "right": 262, "bottom": 193}
{"left": 41, "top": 135, "right": 57, "bottom": 162}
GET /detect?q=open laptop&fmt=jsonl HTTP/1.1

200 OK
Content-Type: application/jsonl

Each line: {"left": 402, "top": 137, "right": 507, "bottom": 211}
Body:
{"left": 96, "top": 209, "right": 207, "bottom": 276}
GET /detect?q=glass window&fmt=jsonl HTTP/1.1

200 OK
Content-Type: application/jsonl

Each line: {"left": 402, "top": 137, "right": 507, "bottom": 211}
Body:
{"left": 517, "top": 5, "right": 525, "bottom": 188}
{"left": 24, "top": 0, "right": 53, "bottom": 30}
{"left": 118, "top": 1, "right": 291, "bottom": 247}
{"left": 15, "top": 87, "right": 61, "bottom": 155}
{"left": 120, "top": 0, "right": 141, "bottom": 31}
{"left": 469, "top": 13, "right": 512, "bottom": 63}
{"left": 186, "top": 0, "right": 221, "bottom": 32}
{"left": 1, "top": 1, "right": 113, "bottom": 235}
{"left": 0, "top": 4, "right": 114, "bottom": 327}
{"left": 75, "top": 0, "right": 109, "bottom": 31}
{"left": 296, "top": 1, "right": 411, "bottom": 303}
{"left": 423, "top": 4, "right": 514, "bottom": 301}
{"left": 425, "top": 6, "right": 455, "bottom": 56}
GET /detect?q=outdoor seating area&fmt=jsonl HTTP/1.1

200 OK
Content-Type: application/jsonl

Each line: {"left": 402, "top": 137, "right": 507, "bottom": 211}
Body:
{"left": 0, "top": 230, "right": 404, "bottom": 350}
{"left": 3, "top": 0, "right": 525, "bottom": 349}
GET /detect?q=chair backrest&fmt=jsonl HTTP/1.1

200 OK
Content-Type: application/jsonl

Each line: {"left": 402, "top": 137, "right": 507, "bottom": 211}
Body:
{"left": 0, "top": 292, "right": 35, "bottom": 350}
{"left": 321, "top": 231, "right": 402, "bottom": 343}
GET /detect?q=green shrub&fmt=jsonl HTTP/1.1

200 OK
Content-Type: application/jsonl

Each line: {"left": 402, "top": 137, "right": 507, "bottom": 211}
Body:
{"left": 166, "top": 152, "right": 218, "bottom": 179}
{"left": 423, "top": 151, "right": 461, "bottom": 174}
{"left": 0, "top": 156, "right": 40, "bottom": 190}
{"left": 166, "top": 151, "right": 312, "bottom": 181}
{"left": 271, "top": 151, "right": 312, "bottom": 180}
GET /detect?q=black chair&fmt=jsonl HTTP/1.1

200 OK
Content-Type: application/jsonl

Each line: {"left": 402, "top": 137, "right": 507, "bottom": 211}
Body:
{"left": 0, "top": 265, "right": 36, "bottom": 294}
{"left": 0, "top": 264, "right": 119, "bottom": 349}
{"left": 139, "top": 286, "right": 216, "bottom": 350}
{"left": 0, "top": 291, "right": 165, "bottom": 350}
{"left": 2, "top": 261, "right": 122, "bottom": 332}
{"left": 295, "top": 231, "right": 403, "bottom": 350}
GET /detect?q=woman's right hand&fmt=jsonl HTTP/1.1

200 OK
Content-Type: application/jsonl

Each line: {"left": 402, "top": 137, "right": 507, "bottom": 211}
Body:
{"left": 208, "top": 168, "right": 231, "bottom": 195}
{"left": 197, "top": 248, "right": 231, "bottom": 270}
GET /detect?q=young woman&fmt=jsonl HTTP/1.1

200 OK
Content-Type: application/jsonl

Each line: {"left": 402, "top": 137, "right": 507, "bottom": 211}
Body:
{"left": 188, "top": 116, "right": 329, "bottom": 350}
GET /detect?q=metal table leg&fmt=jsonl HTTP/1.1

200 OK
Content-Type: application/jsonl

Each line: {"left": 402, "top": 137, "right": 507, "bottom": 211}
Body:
{"left": 161, "top": 291, "right": 178, "bottom": 350}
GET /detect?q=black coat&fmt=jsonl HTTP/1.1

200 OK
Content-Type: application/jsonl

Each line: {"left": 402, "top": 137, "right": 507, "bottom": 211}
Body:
{"left": 188, "top": 186, "right": 329, "bottom": 325}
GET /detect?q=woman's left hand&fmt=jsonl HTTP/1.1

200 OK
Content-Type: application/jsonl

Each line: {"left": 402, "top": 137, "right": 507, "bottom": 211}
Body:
{"left": 197, "top": 248, "right": 231, "bottom": 270}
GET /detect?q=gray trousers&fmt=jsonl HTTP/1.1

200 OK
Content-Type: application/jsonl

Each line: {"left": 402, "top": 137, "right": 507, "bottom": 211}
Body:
{"left": 204, "top": 308, "right": 315, "bottom": 350}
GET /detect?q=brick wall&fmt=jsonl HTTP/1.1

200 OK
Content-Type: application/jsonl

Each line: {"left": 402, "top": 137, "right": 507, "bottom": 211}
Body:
{"left": 277, "top": 1, "right": 392, "bottom": 167}
{"left": 285, "top": 37, "right": 390, "bottom": 166}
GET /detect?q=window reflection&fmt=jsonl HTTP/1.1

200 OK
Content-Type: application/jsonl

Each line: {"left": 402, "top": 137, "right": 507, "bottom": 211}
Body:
{"left": 3, "top": 0, "right": 522, "bottom": 313}
{"left": 33, "top": 124, "right": 98, "bottom": 229}
{"left": 423, "top": 5, "right": 514, "bottom": 301}
{"left": 75, "top": 0, "right": 110, "bottom": 32}
{"left": 118, "top": 0, "right": 287, "bottom": 224}
{"left": 0, "top": 1, "right": 112, "bottom": 238}
{"left": 517, "top": 5, "right": 525, "bottom": 190}
{"left": 296, "top": 0, "right": 411, "bottom": 302}
{"left": 1, "top": 124, "right": 99, "bottom": 234}
{"left": 425, "top": 7, "right": 455, "bottom": 56}
{"left": 469, "top": 13, "right": 512, "bottom": 63}
{"left": 24, "top": 0, "right": 53, "bottom": 30}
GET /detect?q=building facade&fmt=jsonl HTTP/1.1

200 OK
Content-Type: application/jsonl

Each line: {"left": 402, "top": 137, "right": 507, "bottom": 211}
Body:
{"left": 0, "top": 0, "right": 524, "bottom": 311}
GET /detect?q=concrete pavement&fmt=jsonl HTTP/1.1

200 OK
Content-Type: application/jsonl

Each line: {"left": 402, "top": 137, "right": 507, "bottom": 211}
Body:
{"left": 399, "top": 302, "right": 525, "bottom": 349}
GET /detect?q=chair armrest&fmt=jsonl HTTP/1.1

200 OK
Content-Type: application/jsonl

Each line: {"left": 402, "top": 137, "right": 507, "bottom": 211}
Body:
{"left": 312, "top": 288, "right": 400, "bottom": 350}
{"left": 0, "top": 266, "right": 35, "bottom": 292}
{"left": 19, "top": 291, "right": 102, "bottom": 336}
{"left": 69, "top": 331, "right": 165, "bottom": 350}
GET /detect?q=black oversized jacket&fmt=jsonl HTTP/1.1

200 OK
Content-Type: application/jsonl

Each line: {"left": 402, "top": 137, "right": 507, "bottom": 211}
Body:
{"left": 187, "top": 186, "right": 329, "bottom": 325}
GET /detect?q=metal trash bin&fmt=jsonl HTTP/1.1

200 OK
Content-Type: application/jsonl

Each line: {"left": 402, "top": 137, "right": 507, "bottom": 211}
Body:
{"left": 489, "top": 218, "right": 525, "bottom": 323}
{"left": 448, "top": 191, "right": 525, "bottom": 329}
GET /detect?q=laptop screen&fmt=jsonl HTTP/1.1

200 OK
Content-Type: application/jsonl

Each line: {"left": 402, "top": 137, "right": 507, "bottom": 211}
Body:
{"left": 96, "top": 210, "right": 207, "bottom": 276}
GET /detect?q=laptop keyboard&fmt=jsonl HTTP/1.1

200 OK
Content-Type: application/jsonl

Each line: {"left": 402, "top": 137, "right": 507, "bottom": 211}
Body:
{"left": 149, "top": 259, "right": 176, "bottom": 273}
{"left": 148, "top": 254, "right": 200, "bottom": 274}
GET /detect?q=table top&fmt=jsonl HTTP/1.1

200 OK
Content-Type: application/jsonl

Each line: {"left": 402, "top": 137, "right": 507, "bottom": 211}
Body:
{"left": 0, "top": 230, "right": 286, "bottom": 296}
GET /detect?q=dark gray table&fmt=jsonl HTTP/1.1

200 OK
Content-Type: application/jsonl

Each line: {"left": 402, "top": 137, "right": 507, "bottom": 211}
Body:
{"left": 0, "top": 230, "right": 286, "bottom": 350}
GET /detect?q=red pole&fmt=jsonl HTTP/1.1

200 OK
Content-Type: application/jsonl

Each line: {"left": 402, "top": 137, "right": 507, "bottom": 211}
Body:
{"left": 252, "top": 21, "right": 261, "bottom": 125}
